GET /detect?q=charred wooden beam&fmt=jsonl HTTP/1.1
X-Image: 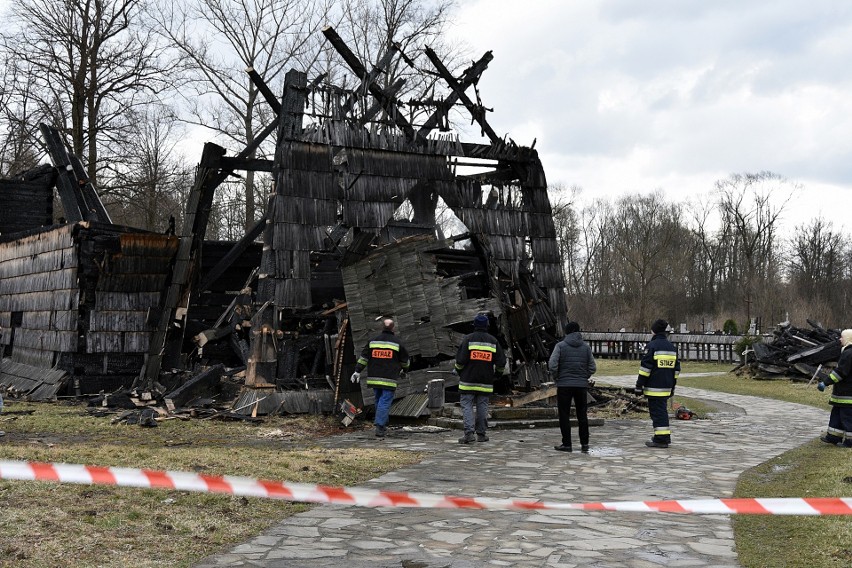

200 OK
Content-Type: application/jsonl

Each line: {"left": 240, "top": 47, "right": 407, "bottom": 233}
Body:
{"left": 419, "top": 49, "right": 494, "bottom": 141}
{"left": 246, "top": 67, "right": 282, "bottom": 115}
{"left": 218, "top": 156, "right": 274, "bottom": 172}
{"left": 135, "top": 143, "right": 227, "bottom": 391}
{"left": 322, "top": 26, "right": 416, "bottom": 142}
{"left": 342, "top": 46, "right": 398, "bottom": 118}
{"left": 39, "top": 124, "right": 101, "bottom": 223}
{"left": 40, "top": 124, "right": 112, "bottom": 224}
{"left": 197, "top": 216, "right": 266, "bottom": 293}
{"left": 356, "top": 78, "right": 406, "bottom": 127}
{"left": 163, "top": 364, "right": 224, "bottom": 411}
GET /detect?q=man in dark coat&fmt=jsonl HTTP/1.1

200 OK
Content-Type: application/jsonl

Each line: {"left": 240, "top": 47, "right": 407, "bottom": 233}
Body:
{"left": 635, "top": 318, "right": 680, "bottom": 448}
{"left": 455, "top": 314, "right": 507, "bottom": 444}
{"left": 352, "top": 318, "right": 410, "bottom": 438}
{"left": 548, "top": 321, "right": 597, "bottom": 452}
{"left": 818, "top": 328, "right": 852, "bottom": 448}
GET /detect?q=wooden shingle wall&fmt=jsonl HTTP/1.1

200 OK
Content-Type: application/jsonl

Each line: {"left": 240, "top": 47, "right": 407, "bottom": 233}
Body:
{"left": 0, "top": 224, "right": 178, "bottom": 396}
{"left": 0, "top": 225, "right": 79, "bottom": 369}
{"left": 0, "top": 165, "right": 55, "bottom": 235}
{"left": 343, "top": 234, "right": 500, "bottom": 360}
{"left": 343, "top": 234, "right": 501, "bottom": 406}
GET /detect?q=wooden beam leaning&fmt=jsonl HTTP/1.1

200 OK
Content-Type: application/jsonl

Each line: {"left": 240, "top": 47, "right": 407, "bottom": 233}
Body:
{"left": 340, "top": 46, "right": 398, "bottom": 118}
{"left": 39, "top": 124, "right": 90, "bottom": 223}
{"left": 39, "top": 124, "right": 112, "bottom": 223}
{"left": 423, "top": 48, "right": 500, "bottom": 144}
{"left": 66, "top": 152, "right": 112, "bottom": 224}
{"left": 356, "top": 78, "right": 406, "bottom": 128}
{"left": 134, "top": 143, "right": 227, "bottom": 391}
{"left": 197, "top": 214, "right": 267, "bottom": 293}
{"left": 246, "top": 67, "right": 282, "bottom": 115}
{"left": 322, "top": 26, "right": 417, "bottom": 142}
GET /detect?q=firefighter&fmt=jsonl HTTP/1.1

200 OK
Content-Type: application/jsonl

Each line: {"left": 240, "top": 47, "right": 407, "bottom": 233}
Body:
{"left": 351, "top": 318, "right": 410, "bottom": 438}
{"left": 634, "top": 318, "right": 680, "bottom": 448}
{"left": 455, "top": 314, "right": 507, "bottom": 444}
{"left": 817, "top": 328, "right": 852, "bottom": 448}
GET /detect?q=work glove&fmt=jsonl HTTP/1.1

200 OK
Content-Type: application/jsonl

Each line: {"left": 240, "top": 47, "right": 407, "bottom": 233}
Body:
{"left": 350, "top": 371, "right": 361, "bottom": 384}
{"left": 451, "top": 368, "right": 459, "bottom": 376}
{"left": 633, "top": 387, "right": 644, "bottom": 396}
{"left": 817, "top": 381, "right": 826, "bottom": 392}
{"left": 399, "top": 370, "right": 408, "bottom": 380}
{"left": 587, "top": 378, "right": 595, "bottom": 387}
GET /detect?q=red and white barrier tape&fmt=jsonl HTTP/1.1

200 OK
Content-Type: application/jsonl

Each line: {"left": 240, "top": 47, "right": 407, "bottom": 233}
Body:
{"left": 1, "top": 460, "right": 850, "bottom": 515}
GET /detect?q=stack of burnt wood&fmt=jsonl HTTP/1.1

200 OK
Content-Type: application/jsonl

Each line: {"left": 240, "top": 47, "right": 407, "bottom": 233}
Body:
{"left": 743, "top": 319, "right": 841, "bottom": 380}
{"left": 505, "top": 382, "right": 647, "bottom": 415}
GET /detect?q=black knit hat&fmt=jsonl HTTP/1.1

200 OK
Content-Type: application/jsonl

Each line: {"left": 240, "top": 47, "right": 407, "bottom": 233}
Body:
{"left": 473, "top": 314, "right": 489, "bottom": 329}
{"left": 565, "top": 321, "right": 580, "bottom": 334}
{"left": 651, "top": 319, "right": 669, "bottom": 334}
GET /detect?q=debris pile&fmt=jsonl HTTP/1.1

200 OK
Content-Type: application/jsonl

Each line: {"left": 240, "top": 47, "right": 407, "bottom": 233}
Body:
{"left": 502, "top": 383, "right": 647, "bottom": 417}
{"left": 740, "top": 320, "right": 840, "bottom": 380}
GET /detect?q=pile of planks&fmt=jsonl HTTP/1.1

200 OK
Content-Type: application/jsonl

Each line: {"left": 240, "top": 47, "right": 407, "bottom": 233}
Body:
{"left": 743, "top": 320, "right": 840, "bottom": 379}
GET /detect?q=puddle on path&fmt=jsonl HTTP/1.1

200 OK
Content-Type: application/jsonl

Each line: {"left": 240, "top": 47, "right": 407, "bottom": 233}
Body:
{"left": 586, "top": 446, "right": 624, "bottom": 456}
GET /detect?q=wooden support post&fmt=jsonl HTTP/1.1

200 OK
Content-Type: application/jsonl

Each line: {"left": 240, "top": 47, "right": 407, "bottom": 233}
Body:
{"left": 245, "top": 302, "right": 278, "bottom": 388}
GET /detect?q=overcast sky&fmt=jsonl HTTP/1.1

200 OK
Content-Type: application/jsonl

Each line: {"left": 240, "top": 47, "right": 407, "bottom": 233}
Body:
{"left": 447, "top": 0, "right": 852, "bottom": 232}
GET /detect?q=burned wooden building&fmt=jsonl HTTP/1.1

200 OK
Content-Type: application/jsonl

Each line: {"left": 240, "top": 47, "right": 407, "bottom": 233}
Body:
{"left": 0, "top": 128, "right": 179, "bottom": 398}
{"left": 0, "top": 28, "right": 568, "bottom": 416}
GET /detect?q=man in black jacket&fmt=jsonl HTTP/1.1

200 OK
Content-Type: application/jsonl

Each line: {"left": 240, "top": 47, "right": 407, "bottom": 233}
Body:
{"left": 352, "top": 318, "right": 410, "bottom": 438}
{"left": 818, "top": 328, "right": 852, "bottom": 448}
{"left": 635, "top": 319, "right": 680, "bottom": 448}
{"left": 548, "top": 321, "right": 597, "bottom": 453}
{"left": 455, "top": 314, "right": 507, "bottom": 444}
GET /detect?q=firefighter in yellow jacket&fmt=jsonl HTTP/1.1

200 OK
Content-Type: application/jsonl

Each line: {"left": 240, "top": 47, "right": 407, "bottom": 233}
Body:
{"left": 635, "top": 319, "right": 680, "bottom": 448}
{"left": 454, "top": 314, "right": 507, "bottom": 444}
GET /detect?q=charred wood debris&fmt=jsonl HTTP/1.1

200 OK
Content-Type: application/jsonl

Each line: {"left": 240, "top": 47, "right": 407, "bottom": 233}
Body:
{"left": 0, "top": 27, "right": 581, "bottom": 427}
{"left": 737, "top": 319, "right": 841, "bottom": 381}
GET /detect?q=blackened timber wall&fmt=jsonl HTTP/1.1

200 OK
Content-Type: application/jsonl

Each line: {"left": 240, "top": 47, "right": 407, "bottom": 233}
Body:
{"left": 267, "top": 125, "right": 455, "bottom": 309}
{"left": 0, "top": 225, "right": 79, "bottom": 370}
{"left": 0, "top": 166, "right": 55, "bottom": 234}
{"left": 0, "top": 223, "right": 177, "bottom": 396}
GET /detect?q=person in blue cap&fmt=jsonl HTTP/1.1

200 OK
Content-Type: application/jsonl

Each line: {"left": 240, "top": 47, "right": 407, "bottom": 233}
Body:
{"left": 454, "top": 313, "right": 507, "bottom": 444}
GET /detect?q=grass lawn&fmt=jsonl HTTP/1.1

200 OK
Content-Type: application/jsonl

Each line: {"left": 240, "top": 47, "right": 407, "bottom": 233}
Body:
{"left": 0, "top": 403, "right": 420, "bottom": 567}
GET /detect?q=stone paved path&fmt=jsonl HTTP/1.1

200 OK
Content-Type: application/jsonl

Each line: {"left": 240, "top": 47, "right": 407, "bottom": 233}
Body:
{"left": 195, "top": 375, "right": 829, "bottom": 568}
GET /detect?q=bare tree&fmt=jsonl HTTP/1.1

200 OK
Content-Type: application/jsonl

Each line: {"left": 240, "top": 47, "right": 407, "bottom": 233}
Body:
{"left": 715, "top": 172, "right": 794, "bottom": 327}
{"left": 549, "top": 183, "right": 579, "bottom": 291}
{"left": 604, "top": 193, "right": 684, "bottom": 330}
{"left": 1, "top": 0, "right": 177, "bottom": 194}
{"left": 151, "top": 0, "right": 337, "bottom": 231}
{"left": 0, "top": 55, "right": 43, "bottom": 175}
{"left": 787, "top": 216, "right": 848, "bottom": 305}
{"left": 107, "top": 104, "right": 192, "bottom": 231}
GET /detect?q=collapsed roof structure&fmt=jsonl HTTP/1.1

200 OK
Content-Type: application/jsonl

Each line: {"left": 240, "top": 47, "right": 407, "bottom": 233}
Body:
{"left": 0, "top": 28, "right": 567, "bottom": 416}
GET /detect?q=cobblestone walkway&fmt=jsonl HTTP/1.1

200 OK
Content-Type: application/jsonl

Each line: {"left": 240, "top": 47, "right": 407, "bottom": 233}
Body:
{"left": 195, "top": 375, "right": 829, "bottom": 567}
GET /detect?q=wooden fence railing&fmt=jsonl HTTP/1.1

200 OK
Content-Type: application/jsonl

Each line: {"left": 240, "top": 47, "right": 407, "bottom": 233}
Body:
{"left": 582, "top": 332, "right": 743, "bottom": 363}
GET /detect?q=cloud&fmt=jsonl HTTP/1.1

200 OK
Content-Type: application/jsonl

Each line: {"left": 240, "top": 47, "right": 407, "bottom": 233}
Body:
{"left": 449, "top": 0, "right": 852, "bottom": 229}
